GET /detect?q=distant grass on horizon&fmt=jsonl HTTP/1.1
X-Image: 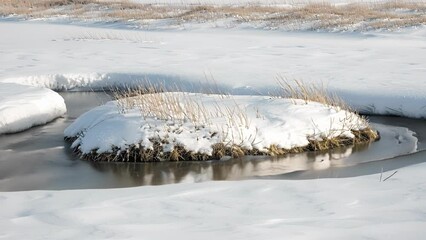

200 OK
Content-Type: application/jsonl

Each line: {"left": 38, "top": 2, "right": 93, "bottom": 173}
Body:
{"left": 1, "top": 0, "right": 426, "bottom": 31}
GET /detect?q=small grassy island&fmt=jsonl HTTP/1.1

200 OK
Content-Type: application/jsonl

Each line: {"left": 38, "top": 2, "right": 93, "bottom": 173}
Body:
{"left": 65, "top": 83, "right": 379, "bottom": 162}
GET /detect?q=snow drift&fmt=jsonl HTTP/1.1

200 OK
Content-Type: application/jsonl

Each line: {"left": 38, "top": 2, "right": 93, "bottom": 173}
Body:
{"left": 0, "top": 83, "right": 66, "bottom": 134}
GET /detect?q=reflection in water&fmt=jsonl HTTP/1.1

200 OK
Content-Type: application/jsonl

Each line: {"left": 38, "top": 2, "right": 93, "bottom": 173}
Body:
{"left": 89, "top": 144, "right": 369, "bottom": 186}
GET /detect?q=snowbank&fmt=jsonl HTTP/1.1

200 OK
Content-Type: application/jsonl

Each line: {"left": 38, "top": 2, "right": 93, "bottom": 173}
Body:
{"left": 64, "top": 93, "right": 374, "bottom": 161}
{"left": 0, "top": 22, "right": 425, "bottom": 118}
{"left": 342, "top": 91, "right": 426, "bottom": 119}
{"left": 0, "top": 83, "right": 66, "bottom": 134}
{"left": 1, "top": 158, "right": 426, "bottom": 239}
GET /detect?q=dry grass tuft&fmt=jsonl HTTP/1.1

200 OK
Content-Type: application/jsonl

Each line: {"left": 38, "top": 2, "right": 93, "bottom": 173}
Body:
{"left": 276, "top": 76, "right": 348, "bottom": 110}
{"left": 112, "top": 83, "right": 250, "bottom": 129}
{"left": 276, "top": 77, "right": 378, "bottom": 145}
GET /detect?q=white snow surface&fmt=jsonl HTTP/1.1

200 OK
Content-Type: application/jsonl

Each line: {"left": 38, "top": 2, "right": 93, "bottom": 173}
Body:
{"left": 0, "top": 83, "right": 66, "bottom": 134}
{"left": 1, "top": 14, "right": 426, "bottom": 240}
{"left": 0, "top": 22, "right": 425, "bottom": 118}
{"left": 64, "top": 93, "right": 366, "bottom": 155}
{"left": 1, "top": 160, "right": 426, "bottom": 240}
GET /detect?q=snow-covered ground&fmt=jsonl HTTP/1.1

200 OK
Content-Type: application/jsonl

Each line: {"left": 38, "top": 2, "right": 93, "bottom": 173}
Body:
{"left": 1, "top": 158, "right": 426, "bottom": 240}
{"left": 0, "top": 21, "right": 425, "bottom": 118}
{"left": 0, "top": 83, "right": 66, "bottom": 134}
{"left": 1, "top": 6, "right": 425, "bottom": 238}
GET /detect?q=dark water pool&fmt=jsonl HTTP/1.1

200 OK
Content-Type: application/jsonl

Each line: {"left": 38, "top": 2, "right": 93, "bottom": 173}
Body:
{"left": 0, "top": 92, "right": 424, "bottom": 191}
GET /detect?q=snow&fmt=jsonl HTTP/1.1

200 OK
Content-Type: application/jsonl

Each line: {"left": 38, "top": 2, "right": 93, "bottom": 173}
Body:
{"left": 1, "top": 159, "right": 426, "bottom": 239}
{"left": 0, "top": 83, "right": 66, "bottom": 135}
{"left": 0, "top": 22, "right": 425, "bottom": 118}
{"left": 65, "top": 93, "right": 367, "bottom": 155}
{"left": 0, "top": 6, "right": 425, "bottom": 239}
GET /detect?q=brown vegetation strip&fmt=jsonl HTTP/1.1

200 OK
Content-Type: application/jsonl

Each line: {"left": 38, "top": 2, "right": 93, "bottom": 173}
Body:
{"left": 65, "top": 128, "right": 379, "bottom": 162}
{"left": 1, "top": 0, "right": 426, "bottom": 30}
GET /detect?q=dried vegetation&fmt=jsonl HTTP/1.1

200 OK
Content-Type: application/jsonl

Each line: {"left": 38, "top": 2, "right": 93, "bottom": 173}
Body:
{"left": 1, "top": 0, "right": 426, "bottom": 31}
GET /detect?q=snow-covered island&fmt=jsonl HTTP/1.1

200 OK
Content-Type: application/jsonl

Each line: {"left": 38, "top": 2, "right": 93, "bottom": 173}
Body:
{"left": 64, "top": 91, "right": 378, "bottom": 162}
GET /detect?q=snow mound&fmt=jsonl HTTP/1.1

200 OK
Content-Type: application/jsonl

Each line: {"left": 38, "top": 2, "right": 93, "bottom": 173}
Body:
{"left": 0, "top": 83, "right": 67, "bottom": 134}
{"left": 64, "top": 93, "right": 372, "bottom": 161}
